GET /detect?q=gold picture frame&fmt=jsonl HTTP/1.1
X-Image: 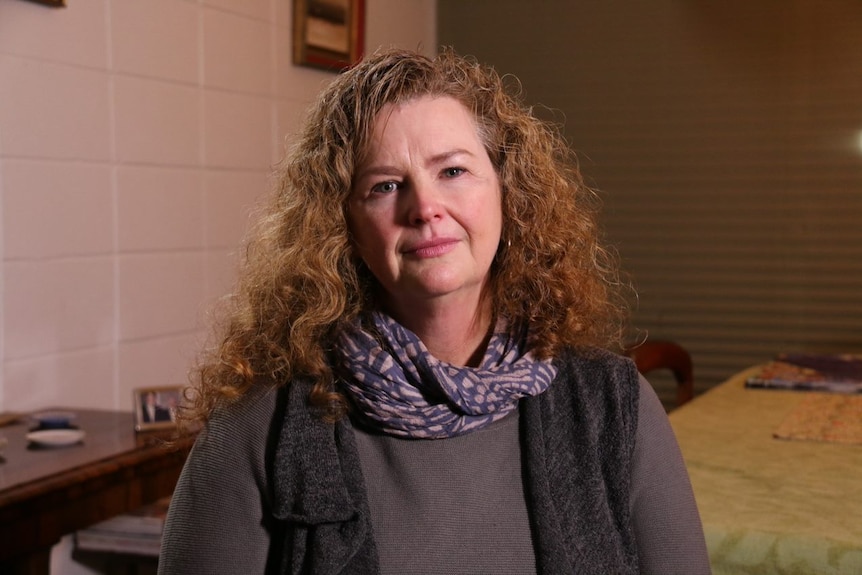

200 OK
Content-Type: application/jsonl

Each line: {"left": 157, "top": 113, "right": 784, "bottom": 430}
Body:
{"left": 293, "top": 0, "right": 365, "bottom": 72}
{"left": 134, "top": 385, "right": 183, "bottom": 432}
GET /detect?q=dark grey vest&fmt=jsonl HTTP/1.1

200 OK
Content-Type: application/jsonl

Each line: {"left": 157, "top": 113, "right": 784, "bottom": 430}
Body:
{"left": 270, "top": 348, "right": 640, "bottom": 574}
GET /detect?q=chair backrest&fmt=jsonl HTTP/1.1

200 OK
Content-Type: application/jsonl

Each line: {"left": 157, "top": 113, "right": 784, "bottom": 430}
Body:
{"left": 625, "top": 340, "right": 694, "bottom": 408}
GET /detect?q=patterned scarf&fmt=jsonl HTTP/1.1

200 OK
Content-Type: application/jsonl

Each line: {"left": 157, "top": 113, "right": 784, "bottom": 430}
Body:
{"left": 336, "top": 311, "right": 558, "bottom": 439}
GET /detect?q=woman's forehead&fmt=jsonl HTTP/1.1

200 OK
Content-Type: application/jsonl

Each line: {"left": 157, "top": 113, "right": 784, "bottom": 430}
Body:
{"left": 360, "top": 97, "right": 483, "bottom": 164}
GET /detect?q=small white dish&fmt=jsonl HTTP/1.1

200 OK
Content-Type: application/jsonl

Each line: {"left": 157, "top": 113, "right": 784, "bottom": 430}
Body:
{"left": 26, "top": 428, "right": 85, "bottom": 447}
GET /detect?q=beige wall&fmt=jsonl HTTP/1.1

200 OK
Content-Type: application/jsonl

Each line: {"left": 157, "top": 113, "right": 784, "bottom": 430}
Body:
{"left": 0, "top": 0, "right": 436, "bottom": 415}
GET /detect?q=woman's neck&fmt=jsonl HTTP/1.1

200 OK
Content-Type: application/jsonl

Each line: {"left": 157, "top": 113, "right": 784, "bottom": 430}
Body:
{"left": 385, "top": 295, "right": 494, "bottom": 367}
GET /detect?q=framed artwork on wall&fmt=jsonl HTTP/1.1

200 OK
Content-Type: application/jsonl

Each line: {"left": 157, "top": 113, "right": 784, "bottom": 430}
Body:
{"left": 293, "top": 0, "right": 365, "bottom": 72}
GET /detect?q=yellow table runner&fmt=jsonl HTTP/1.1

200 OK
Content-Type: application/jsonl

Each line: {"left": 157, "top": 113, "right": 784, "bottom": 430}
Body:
{"left": 670, "top": 368, "right": 862, "bottom": 575}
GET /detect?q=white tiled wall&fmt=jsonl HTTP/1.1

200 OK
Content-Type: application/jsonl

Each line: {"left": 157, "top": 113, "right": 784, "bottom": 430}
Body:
{"left": 0, "top": 0, "right": 437, "bottom": 416}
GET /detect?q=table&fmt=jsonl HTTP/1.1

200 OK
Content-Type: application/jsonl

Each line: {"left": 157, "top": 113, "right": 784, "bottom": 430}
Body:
{"left": 669, "top": 367, "right": 862, "bottom": 574}
{"left": 0, "top": 409, "right": 193, "bottom": 574}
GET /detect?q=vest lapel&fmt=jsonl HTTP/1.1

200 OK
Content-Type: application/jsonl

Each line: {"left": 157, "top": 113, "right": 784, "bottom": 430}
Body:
{"left": 271, "top": 382, "right": 379, "bottom": 574}
{"left": 521, "top": 350, "right": 640, "bottom": 575}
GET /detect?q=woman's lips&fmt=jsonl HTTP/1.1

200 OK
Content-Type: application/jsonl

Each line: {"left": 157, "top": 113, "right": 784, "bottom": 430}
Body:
{"left": 404, "top": 238, "right": 459, "bottom": 258}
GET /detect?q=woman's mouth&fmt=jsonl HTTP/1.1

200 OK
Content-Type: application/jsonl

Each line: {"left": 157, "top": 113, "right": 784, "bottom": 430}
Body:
{"left": 404, "top": 238, "right": 459, "bottom": 258}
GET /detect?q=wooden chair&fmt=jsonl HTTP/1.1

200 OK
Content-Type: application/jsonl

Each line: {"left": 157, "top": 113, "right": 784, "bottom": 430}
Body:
{"left": 625, "top": 340, "right": 694, "bottom": 408}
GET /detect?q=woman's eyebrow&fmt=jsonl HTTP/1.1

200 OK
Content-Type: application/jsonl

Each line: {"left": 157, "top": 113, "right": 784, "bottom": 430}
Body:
{"left": 354, "top": 164, "right": 402, "bottom": 181}
{"left": 356, "top": 149, "right": 474, "bottom": 180}
{"left": 427, "top": 149, "right": 473, "bottom": 167}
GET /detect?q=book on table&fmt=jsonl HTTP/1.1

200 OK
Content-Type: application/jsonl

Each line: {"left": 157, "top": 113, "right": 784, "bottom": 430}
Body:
{"left": 746, "top": 352, "right": 862, "bottom": 394}
{"left": 74, "top": 496, "right": 170, "bottom": 557}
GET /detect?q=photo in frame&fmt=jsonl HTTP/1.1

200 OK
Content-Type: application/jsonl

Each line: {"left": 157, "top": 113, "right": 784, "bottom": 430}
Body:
{"left": 134, "top": 386, "right": 183, "bottom": 432}
{"left": 293, "top": 0, "right": 365, "bottom": 72}
{"left": 22, "top": 0, "right": 66, "bottom": 7}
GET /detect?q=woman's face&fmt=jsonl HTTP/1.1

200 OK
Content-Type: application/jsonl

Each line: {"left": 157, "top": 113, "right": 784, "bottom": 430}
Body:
{"left": 348, "top": 96, "right": 503, "bottom": 321}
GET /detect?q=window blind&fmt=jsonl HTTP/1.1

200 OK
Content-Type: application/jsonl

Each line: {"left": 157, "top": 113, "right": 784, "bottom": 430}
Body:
{"left": 439, "top": 0, "right": 862, "bottom": 395}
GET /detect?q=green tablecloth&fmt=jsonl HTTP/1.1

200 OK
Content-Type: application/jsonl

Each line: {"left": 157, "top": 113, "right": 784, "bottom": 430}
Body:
{"left": 669, "top": 367, "right": 862, "bottom": 574}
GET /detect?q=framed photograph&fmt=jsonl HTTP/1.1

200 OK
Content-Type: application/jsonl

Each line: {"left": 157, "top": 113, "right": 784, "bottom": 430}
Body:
{"left": 134, "top": 386, "right": 183, "bottom": 432}
{"left": 23, "top": 0, "right": 66, "bottom": 7}
{"left": 293, "top": 0, "right": 365, "bottom": 72}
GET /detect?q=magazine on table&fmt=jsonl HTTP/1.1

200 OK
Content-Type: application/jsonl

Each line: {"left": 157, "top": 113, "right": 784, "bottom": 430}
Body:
{"left": 74, "top": 496, "right": 170, "bottom": 556}
{"left": 746, "top": 352, "right": 862, "bottom": 394}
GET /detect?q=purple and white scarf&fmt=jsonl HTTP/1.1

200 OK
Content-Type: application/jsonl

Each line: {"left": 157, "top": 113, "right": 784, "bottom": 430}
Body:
{"left": 336, "top": 312, "right": 558, "bottom": 439}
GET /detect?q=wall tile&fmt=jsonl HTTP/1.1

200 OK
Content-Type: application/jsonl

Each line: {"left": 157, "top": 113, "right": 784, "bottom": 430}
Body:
{"left": 111, "top": 0, "right": 199, "bottom": 83}
{"left": 114, "top": 75, "right": 201, "bottom": 166}
{"left": 274, "top": 25, "right": 333, "bottom": 101}
{"left": 0, "top": 56, "right": 111, "bottom": 160}
{"left": 118, "top": 253, "right": 206, "bottom": 340}
{"left": 202, "top": 0, "right": 272, "bottom": 22}
{"left": 4, "top": 259, "right": 115, "bottom": 360}
{"left": 274, "top": 0, "right": 291, "bottom": 29}
{"left": 118, "top": 333, "right": 200, "bottom": 404}
{"left": 117, "top": 166, "right": 204, "bottom": 252}
{"left": 366, "top": 0, "right": 437, "bottom": 57}
{"left": 2, "top": 160, "right": 113, "bottom": 259}
{"left": 0, "top": 0, "right": 437, "bottom": 419}
{"left": 204, "top": 248, "right": 241, "bottom": 303}
{"left": 203, "top": 8, "right": 272, "bottom": 95}
{"left": 203, "top": 90, "right": 273, "bottom": 169}
{"left": 274, "top": 99, "right": 305, "bottom": 163}
{"left": 0, "top": 0, "right": 108, "bottom": 69}
{"left": 4, "top": 347, "right": 116, "bottom": 412}
{"left": 203, "top": 170, "right": 267, "bottom": 248}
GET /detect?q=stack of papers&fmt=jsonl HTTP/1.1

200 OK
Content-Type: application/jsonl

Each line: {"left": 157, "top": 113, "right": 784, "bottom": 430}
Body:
{"left": 75, "top": 496, "right": 170, "bottom": 557}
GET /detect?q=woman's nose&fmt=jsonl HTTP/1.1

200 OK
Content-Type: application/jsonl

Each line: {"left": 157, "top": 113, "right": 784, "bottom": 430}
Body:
{"left": 405, "top": 180, "right": 444, "bottom": 225}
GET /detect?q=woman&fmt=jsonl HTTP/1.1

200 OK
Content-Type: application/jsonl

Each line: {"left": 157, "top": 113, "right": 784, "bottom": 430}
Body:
{"left": 159, "top": 48, "right": 710, "bottom": 574}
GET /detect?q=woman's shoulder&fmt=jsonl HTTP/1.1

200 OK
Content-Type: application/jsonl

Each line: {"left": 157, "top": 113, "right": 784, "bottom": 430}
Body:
{"left": 210, "top": 381, "right": 280, "bottom": 429}
{"left": 163, "top": 382, "right": 284, "bottom": 574}
{"left": 543, "top": 346, "right": 640, "bottom": 429}
{"left": 193, "top": 382, "right": 283, "bottom": 465}
{"left": 553, "top": 346, "right": 638, "bottom": 386}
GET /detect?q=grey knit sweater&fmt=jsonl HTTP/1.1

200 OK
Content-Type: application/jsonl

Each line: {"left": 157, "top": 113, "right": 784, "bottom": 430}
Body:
{"left": 159, "top": 349, "right": 710, "bottom": 574}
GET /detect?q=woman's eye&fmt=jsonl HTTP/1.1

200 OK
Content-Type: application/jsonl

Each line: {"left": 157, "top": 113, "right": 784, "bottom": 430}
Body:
{"left": 371, "top": 181, "right": 399, "bottom": 194}
{"left": 443, "top": 167, "right": 465, "bottom": 178}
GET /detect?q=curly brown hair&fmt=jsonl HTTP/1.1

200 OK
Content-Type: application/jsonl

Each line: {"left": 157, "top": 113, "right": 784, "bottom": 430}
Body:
{"left": 185, "top": 47, "right": 627, "bottom": 426}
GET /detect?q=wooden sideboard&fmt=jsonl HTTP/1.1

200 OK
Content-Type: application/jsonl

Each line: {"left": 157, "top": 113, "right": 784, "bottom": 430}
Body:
{"left": 0, "top": 409, "right": 193, "bottom": 574}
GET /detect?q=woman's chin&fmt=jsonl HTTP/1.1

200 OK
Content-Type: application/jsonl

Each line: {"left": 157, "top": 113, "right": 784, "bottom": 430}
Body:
{"left": 389, "top": 278, "right": 485, "bottom": 311}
